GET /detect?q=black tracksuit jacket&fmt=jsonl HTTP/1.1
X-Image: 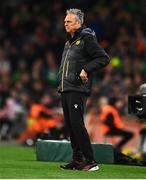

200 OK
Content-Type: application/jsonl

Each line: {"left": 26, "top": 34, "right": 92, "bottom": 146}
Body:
{"left": 57, "top": 26, "right": 110, "bottom": 95}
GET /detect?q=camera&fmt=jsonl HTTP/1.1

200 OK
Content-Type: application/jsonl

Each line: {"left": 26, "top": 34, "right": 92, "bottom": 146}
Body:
{"left": 128, "top": 83, "right": 146, "bottom": 160}
{"left": 128, "top": 95, "right": 146, "bottom": 118}
{"left": 128, "top": 83, "right": 146, "bottom": 120}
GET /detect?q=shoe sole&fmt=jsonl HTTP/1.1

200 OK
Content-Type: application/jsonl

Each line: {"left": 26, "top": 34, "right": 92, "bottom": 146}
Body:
{"left": 88, "top": 165, "right": 99, "bottom": 171}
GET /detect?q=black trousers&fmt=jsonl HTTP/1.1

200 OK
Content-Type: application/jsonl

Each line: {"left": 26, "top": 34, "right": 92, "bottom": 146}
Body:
{"left": 61, "top": 91, "right": 94, "bottom": 162}
{"left": 106, "top": 128, "right": 133, "bottom": 150}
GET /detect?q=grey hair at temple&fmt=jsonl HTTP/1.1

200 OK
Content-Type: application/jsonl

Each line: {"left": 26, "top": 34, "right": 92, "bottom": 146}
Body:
{"left": 66, "top": 8, "right": 84, "bottom": 25}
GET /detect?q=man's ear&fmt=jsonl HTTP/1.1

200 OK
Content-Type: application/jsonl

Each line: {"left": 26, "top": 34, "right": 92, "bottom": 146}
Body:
{"left": 76, "top": 20, "right": 81, "bottom": 27}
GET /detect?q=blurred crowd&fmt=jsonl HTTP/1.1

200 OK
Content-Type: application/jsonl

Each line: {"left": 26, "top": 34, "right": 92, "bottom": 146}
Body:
{"left": 0, "top": 0, "right": 146, "bottom": 153}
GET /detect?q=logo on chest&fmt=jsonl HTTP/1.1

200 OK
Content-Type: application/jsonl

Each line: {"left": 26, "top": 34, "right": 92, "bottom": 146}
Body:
{"left": 76, "top": 40, "right": 80, "bottom": 45}
{"left": 74, "top": 104, "right": 78, "bottom": 109}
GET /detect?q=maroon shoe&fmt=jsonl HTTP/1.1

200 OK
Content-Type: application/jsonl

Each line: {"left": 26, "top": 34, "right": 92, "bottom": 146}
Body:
{"left": 77, "top": 160, "right": 99, "bottom": 171}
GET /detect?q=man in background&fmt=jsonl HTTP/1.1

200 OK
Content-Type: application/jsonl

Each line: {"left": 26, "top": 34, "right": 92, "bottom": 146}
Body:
{"left": 99, "top": 96, "right": 133, "bottom": 151}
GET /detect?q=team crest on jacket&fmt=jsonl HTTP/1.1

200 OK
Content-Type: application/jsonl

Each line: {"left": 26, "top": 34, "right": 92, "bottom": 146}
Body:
{"left": 76, "top": 40, "right": 80, "bottom": 45}
{"left": 74, "top": 104, "right": 78, "bottom": 109}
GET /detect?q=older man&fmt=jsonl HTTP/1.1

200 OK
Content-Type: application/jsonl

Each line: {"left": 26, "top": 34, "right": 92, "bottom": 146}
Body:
{"left": 57, "top": 8, "right": 110, "bottom": 171}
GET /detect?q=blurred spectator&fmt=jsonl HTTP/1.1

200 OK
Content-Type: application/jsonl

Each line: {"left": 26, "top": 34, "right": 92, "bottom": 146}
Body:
{"left": 99, "top": 96, "right": 133, "bottom": 151}
{"left": 0, "top": 48, "right": 11, "bottom": 76}
{"left": 16, "top": 93, "right": 64, "bottom": 143}
{"left": 0, "top": 89, "right": 26, "bottom": 140}
{"left": 42, "top": 50, "right": 58, "bottom": 88}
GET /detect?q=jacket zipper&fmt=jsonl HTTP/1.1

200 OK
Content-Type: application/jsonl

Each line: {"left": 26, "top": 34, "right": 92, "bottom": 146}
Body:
{"left": 65, "top": 61, "right": 70, "bottom": 77}
{"left": 61, "top": 46, "right": 70, "bottom": 91}
{"left": 61, "top": 38, "right": 81, "bottom": 92}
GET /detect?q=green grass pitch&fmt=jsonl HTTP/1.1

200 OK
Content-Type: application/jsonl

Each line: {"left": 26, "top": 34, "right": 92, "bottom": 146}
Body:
{"left": 0, "top": 144, "right": 146, "bottom": 179}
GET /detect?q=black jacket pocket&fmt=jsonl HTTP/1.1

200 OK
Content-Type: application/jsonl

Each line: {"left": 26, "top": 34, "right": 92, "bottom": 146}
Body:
{"left": 65, "top": 72, "right": 82, "bottom": 85}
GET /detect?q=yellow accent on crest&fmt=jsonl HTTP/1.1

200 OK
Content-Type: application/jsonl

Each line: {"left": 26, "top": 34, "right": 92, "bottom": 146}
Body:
{"left": 76, "top": 40, "right": 80, "bottom": 45}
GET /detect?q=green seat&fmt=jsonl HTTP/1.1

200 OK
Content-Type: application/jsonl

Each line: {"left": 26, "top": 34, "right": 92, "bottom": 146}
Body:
{"left": 36, "top": 139, "right": 114, "bottom": 164}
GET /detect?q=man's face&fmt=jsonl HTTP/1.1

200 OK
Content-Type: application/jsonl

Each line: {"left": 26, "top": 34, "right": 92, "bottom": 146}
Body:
{"left": 64, "top": 13, "right": 81, "bottom": 34}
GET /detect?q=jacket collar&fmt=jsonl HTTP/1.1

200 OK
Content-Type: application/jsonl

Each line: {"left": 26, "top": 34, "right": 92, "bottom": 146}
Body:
{"left": 67, "top": 25, "right": 86, "bottom": 43}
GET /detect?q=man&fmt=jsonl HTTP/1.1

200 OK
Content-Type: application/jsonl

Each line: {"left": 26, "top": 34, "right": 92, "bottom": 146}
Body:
{"left": 57, "top": 8, "right": 110, "bottom": 171}
{"left": 99, "top": 96, "right": 133, "bottom": 151}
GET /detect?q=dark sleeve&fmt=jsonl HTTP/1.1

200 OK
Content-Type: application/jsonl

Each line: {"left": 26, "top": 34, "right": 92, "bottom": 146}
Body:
{"left": 83, "top": 34, "right": 110, "bottom": 73}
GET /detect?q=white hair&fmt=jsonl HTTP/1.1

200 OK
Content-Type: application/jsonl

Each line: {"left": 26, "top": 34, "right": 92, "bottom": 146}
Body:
{"left": 66, "top": 8, "right": 84, "bottom": 25}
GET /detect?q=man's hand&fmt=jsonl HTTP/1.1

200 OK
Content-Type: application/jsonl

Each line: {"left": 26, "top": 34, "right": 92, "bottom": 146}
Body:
{"left": 79, "top": 69, "right": 88, "bottom": 83}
